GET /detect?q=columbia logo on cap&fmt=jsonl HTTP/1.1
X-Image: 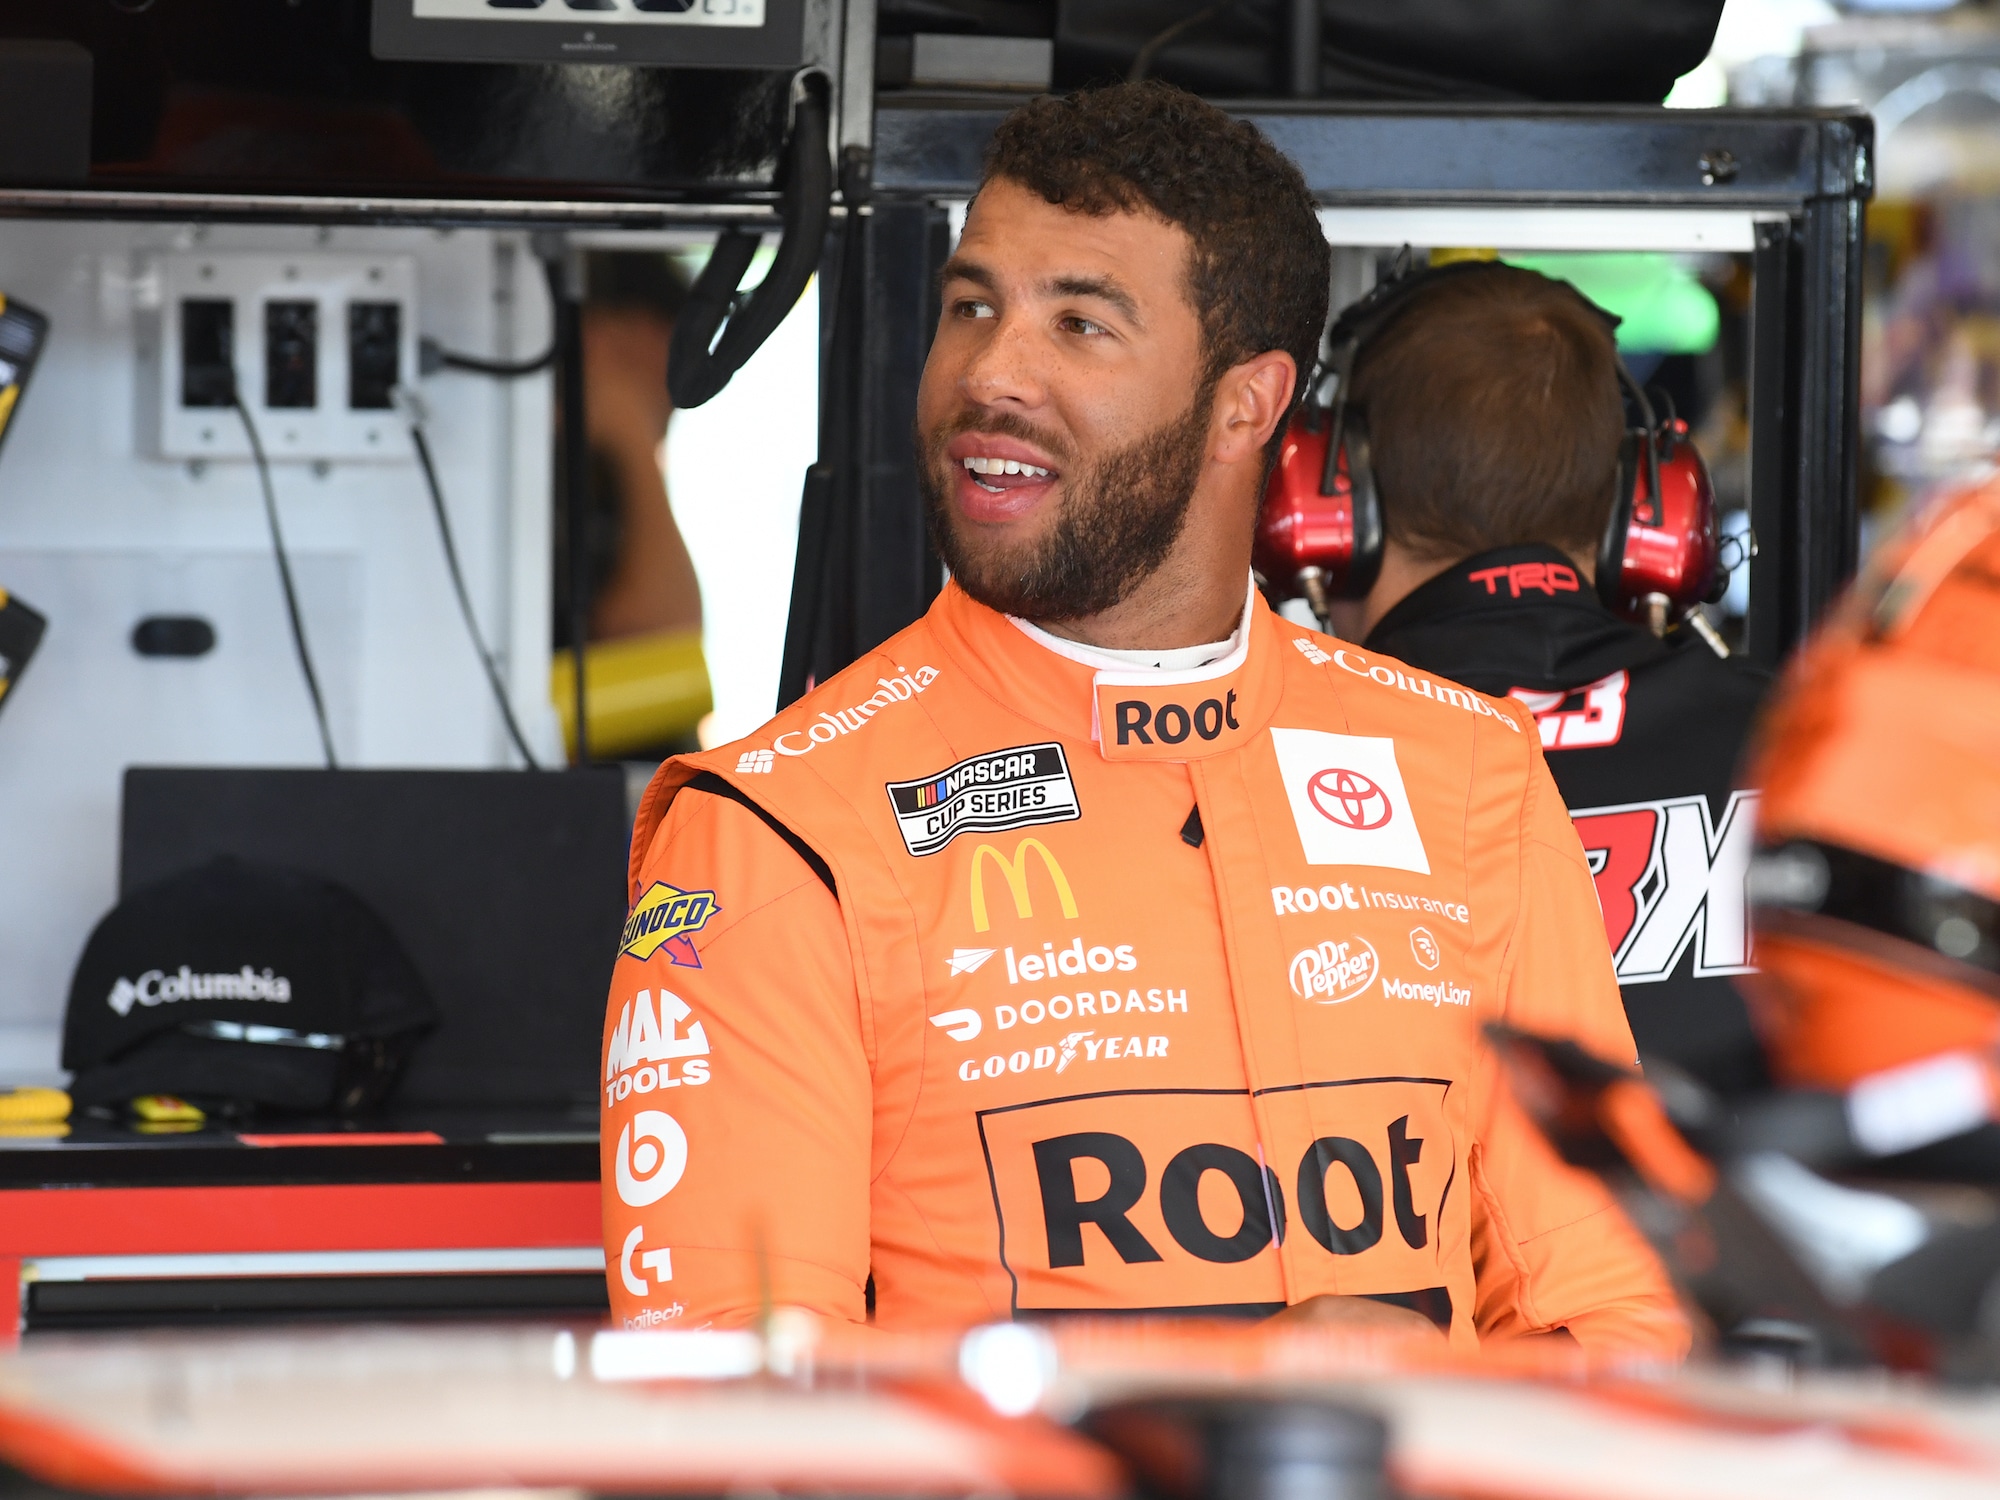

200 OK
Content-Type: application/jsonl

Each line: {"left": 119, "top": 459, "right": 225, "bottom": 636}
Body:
{"left": 107, "top": 966, "right": 294, "bottom": 1017}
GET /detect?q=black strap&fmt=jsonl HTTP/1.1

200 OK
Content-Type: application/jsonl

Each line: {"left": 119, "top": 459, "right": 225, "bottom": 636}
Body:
{"left": 683, "top": 770, "right": 837, "bottom": 900}
{"left": 1751, "top": 839, "right": 1998, "bottom": 985}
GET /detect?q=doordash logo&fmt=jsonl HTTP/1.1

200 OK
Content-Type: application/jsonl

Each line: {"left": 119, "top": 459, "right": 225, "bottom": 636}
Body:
{"left": 1289, "top": 938, "right": 1378, "bottom": 1004}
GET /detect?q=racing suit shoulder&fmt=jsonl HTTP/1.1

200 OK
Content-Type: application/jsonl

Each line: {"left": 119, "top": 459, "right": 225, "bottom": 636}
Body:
{"left": 603, "top": 781, "right": 870, "bottom": 1330}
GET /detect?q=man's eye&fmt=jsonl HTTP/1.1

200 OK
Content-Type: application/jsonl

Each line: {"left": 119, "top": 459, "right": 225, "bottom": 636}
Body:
{"left": 955, "top": 299, "right": 996, "bottom": 320}
{"left": 1060, "top": 316, "right": 1108, "bottom": 337}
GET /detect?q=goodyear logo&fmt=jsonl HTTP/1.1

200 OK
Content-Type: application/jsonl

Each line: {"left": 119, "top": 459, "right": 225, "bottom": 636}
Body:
{"left": 620, "top": 883, "right": 720, "bottom": 968}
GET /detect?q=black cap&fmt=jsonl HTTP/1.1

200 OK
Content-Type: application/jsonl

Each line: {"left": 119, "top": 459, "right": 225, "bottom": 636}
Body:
{"left": 64, "top": 858, "right": 436, "bottom": 1116}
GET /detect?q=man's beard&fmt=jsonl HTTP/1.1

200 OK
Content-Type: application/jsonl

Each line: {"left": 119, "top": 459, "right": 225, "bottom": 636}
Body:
{"left": 919, "top": 386, "right": 1214, "bottom": 623}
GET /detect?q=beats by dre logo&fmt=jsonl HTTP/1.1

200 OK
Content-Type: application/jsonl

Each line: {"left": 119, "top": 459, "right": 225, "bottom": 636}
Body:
{"left": 1308, "top": 769, "right": 1392, "bottom": 830}
{"left": 614, "top": 1110, "right": 689, "bottom": 1207}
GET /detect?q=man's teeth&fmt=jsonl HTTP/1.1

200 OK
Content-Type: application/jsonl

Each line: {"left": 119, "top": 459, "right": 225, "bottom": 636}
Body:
{"left": 962, "top": 456, "right": 1051, "bottom": 478}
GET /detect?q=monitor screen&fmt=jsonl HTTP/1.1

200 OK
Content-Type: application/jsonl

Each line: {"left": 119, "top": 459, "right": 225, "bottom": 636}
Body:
{"left": 373, "top": 0, "right": 801, "bottom": 67}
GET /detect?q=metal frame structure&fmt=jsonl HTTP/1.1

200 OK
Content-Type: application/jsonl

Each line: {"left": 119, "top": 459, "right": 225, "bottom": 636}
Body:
{"left": 781, "top": 99, "right": 1872, "bottom": 700}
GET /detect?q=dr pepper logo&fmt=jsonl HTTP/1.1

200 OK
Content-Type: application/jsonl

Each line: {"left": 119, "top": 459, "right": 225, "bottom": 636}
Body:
{"left": 1289, "top": 938, "right": 1378, "bottom": 1003}
{"left": 620, "top": 883, "right": 720, "bottom": 968}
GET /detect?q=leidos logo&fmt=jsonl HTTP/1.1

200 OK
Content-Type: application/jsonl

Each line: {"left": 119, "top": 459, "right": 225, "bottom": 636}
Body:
{"left": 614, "top": 1110, "right": 688, "bottom": 1207}
{"left": 1289, "top": 938, "right": 1378, "bottom": 1004}
{"left": 969, "top": 838, "right": 1077, "bottom": 933}
{"left": 1269, "top": 729, "right": 1430, "bottom": 874}
{"left": 620, "top": 883, "right": 719, "bottom": 967}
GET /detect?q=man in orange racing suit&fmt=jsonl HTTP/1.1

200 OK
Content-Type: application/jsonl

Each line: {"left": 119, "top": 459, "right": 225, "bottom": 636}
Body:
{"left": 602, "top": 82, "right": 1687, "bottom": 1356}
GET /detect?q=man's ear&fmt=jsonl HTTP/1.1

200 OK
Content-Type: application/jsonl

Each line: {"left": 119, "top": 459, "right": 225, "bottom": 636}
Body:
{"left": 1211, "top": 351, "right": 1298, "bottom": 467}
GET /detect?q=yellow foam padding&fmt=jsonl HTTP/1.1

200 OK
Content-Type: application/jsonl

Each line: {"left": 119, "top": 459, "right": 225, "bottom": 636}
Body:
{"left": 550, "top": 626, "right": 712, "bottom": 761}
{"left": 0, "top": 1121, "right": 67, "bottom": 1139}
{"left": 0, "top": 1086, "right": 69, "bottom": 1124}
{"left": 130, "top": 1094, "right": 204, "bottom": 1124}
{"left": 1429, "top": 247, "right": 1499, "bottom": 266}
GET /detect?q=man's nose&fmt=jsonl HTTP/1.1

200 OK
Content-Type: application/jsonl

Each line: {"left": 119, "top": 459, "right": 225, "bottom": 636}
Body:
{"left": 958, "top": 311, "right": 1050, "bottom": 411}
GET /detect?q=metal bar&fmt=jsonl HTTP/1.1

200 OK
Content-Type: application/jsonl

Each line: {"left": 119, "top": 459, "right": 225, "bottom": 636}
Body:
{"left": 873, "top": 101, "right": 1869, "bottom": 205}
{"left": 1314, "top": 206, "right": 1781, "bottom": 253}
{"left": 1793, "top": 190, "right": 1866, "bottom": 633}
{"left": 552, "top": 251, "right": 592, "bottom": 765}
{"left": 854, "top": 200, "right": 950, "bottom": 656}
{"left": 0, "top": 189, "right": 783, "bottom": 229}
{"left": 1288, "top": 0, "right": 1321, "bottom": 98}
{"left": 25, "top": 1248, "right": 606, "bottom": 1282}
{"left": 1746, "top": 219, "right": 1794, "bottom": 671}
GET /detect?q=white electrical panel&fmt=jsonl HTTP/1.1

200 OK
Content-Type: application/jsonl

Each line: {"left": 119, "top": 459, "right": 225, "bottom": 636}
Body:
{"left": 0, "top": 220, "right": 559, "bottom": 1083}
{"left": 150, "top": 252, "right": 419, "bottom": 463}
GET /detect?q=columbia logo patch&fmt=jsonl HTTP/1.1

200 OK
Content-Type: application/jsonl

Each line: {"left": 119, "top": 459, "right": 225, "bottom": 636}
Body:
{"left": 885, "top": 742, "right": 1081, "bottom": 858}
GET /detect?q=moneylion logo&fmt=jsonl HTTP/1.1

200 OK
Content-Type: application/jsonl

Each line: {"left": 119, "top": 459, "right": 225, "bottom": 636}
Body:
{"left": 1288, "top": 938, "right": 1378, "bottom": 1004}
{"left": 969, "top": 838, "right": 1078, "bottom": 933}
{"left": 619, "top": 883, "right": 720, "bottom": 968}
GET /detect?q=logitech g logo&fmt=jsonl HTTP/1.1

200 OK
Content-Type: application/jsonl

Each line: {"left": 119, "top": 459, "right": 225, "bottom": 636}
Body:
{"left": 614, "top": 1110, "right": 688, "bottom": 1207}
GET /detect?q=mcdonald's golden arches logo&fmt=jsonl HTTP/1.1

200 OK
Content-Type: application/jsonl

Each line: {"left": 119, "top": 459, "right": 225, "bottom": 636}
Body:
{"left": 969, "top": 838, "right": 1079, "bottom": 932}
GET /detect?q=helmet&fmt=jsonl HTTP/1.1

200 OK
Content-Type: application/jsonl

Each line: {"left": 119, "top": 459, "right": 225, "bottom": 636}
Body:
{"left": 1745, "top": 479, "right": 2000, "bottom": 1097}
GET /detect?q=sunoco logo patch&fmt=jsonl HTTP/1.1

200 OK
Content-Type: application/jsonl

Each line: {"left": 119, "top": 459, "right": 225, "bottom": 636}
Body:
{"left": 620, "top": 883, "right": 720, "bottom": 968}
{"left": 886, "top": 742, "right": 1081, "bottom": 858}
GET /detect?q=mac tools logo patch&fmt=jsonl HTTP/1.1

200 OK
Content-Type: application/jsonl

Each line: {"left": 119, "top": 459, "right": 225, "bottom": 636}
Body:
{"left": 885, "top": 742, "right": 1081, "bottom": 858}
{"left": 1269, "top": 729, "right": 1430, "bottom": 873}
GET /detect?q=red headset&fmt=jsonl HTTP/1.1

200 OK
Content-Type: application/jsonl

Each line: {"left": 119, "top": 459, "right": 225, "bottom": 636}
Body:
{"left": 1254, "top": 261, "right": 1727, "bottom": 634}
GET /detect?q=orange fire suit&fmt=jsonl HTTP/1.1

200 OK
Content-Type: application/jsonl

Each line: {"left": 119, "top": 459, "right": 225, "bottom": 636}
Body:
{"left": 601, "top": 581, "right": 1687, "bottom": 1355}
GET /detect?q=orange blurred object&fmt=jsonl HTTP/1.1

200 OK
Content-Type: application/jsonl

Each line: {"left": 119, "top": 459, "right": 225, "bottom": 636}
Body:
{"left": 1745, "top": 477, "right": 2000, "bottom": 1091}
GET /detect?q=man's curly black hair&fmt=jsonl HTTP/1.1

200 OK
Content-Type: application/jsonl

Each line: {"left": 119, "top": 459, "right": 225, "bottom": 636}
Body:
{"left": 984, "top": 81, "right": 1330, "bottom": 428}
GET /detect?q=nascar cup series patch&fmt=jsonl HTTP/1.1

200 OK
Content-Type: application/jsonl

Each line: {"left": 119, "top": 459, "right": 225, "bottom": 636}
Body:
{"left": 620, "top": 883, "right": 720, "bottom": 968}
{"left": 885, "top": 742, "right": 1081, "bottom": 858}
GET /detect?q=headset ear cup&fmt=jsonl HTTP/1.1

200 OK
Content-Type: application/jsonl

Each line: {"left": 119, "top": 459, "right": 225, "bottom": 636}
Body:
{"left": 1599, "top": 431, "right": 1640, "bottom": 609}
{"left": 1338, "top": 409, "right": 1386, "bottom": 599}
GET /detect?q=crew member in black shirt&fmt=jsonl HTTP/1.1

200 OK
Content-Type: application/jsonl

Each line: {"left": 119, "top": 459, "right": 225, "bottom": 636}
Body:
{"left": 1324, "top": 264, "right": 1769, "bottom": 1096}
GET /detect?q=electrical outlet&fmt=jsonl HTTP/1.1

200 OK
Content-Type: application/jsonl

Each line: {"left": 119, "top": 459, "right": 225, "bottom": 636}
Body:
{"left": 154, "top": 253, "right": 417, "bottom": 462}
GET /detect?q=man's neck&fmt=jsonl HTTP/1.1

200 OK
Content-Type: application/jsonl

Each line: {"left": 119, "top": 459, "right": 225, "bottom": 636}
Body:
{"left": 1014, "top": 577, "right": 1251, "bottom": 671}
{"left": 1025, "top": 551, "right": 1247, "bottom": 652}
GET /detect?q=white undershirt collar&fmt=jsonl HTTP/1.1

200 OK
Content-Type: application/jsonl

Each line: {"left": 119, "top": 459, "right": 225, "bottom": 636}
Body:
{"left": 1009, "top": 576, "right": 1256, "bottom": 674}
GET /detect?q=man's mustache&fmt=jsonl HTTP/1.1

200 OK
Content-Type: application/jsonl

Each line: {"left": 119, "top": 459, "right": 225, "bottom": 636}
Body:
{"left": 927, "top": 410, "right": 1077, "bottom": 471}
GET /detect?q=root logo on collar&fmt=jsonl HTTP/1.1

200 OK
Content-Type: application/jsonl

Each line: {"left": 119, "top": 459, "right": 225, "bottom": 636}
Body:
{"left": 620, "top": 883, "right": 720, "bottom": 968}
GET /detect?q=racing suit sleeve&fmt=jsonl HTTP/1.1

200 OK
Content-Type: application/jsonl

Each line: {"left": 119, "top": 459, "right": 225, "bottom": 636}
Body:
{"left": 1470, "top": 752, "right": 1693, "bottom": 1358}
{"left": 601, "top": 782, "right": 871, "bottom": 1330}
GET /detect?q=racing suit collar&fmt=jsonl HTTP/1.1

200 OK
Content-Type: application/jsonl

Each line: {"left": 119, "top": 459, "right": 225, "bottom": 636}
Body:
{"left": 1007, "top": 576, "right": 1252, "bottom": 673}
{"left": 929, "top": 577, "right": 1285, "bottom": 761}
{"left": 1364, "top": 542, "right": 1670, "bottom": 696}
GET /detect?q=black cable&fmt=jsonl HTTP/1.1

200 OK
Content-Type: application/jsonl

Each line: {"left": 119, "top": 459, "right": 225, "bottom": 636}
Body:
{"left": 421, "top": 339, "right": 557, "bottom": 379}
{"left": 548, "top": 252, "right": 592, "bottom": 765}
{"left": 233, "top": 396, "right": 337, "bottom": 770}
{"left": 1129, "top": 1, "right": 1231, "bottom": 82}
{"left": 406, "top": 418, "right": 543, "bottom": 770}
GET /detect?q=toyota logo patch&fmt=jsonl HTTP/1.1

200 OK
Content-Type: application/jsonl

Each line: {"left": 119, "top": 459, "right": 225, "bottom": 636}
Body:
{"left": 1307, "top": 768, "right": 1392, "bottom": 830}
